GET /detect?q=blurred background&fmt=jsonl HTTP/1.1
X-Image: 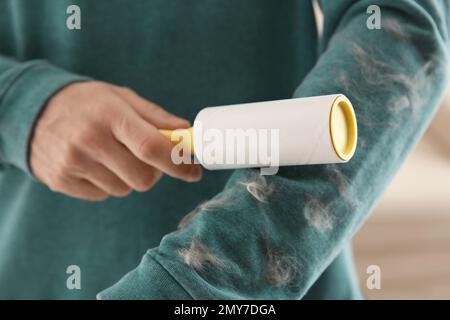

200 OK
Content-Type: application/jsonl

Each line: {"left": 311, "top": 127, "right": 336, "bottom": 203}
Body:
{"left": 353, "top": 88, "right": 450, "bottom": 299}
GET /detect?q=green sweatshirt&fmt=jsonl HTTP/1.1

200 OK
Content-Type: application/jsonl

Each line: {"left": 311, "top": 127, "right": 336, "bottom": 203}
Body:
{"left": 0, "top": 0, "right": 448, "bottom": 299}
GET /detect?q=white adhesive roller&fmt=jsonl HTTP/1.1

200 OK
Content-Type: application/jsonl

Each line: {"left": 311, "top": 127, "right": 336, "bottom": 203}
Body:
{"left": 160, "top": 94, "right": 357, "bottom": 171}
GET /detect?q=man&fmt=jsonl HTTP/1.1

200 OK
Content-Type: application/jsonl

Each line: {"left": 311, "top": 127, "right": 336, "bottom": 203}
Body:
{"left": 0, "top": 0, "right": 448, "bottom": 299}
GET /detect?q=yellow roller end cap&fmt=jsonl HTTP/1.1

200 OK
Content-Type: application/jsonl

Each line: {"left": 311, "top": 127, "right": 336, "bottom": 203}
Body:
{"left": 330, "top": 95, "right": 357, "bottom": 161}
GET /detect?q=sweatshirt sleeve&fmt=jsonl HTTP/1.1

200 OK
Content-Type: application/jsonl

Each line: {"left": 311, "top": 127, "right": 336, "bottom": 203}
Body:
{"left": 0, "top": 57, "right": 89, "bottom": 174}
{"left": 98, "top": 0, "right": 450, "bottom": 299}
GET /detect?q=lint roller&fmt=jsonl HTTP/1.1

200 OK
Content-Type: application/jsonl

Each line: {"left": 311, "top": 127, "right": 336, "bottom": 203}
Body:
{"left": 159, "top": 94, "right": 357, "bottom": 170}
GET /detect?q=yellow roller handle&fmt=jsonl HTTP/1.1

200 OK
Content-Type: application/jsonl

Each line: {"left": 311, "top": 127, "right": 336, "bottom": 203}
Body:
{"left": 158, "top": 127, "right": 194, "bottom": 154}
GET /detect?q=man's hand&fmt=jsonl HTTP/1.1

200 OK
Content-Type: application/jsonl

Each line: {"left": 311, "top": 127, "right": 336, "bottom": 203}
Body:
{"left": 30, "top": 81, "right": 202, "bottom": 201}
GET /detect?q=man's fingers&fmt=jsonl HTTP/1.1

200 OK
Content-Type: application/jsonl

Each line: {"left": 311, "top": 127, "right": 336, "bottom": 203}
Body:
{"left": 111, "top": 112, "right": 202, "bottom": 182}
{"left": 75, "top": 161, "right": 132, "bottom": 197}
{"left": 90, "top": 139, "right": 163, "bottom": 192}
{"left": 50, "top": 176, "right": 109, "bottom": 202}
{"left": 113, "top": 86, "right": 190, "bottom": 129}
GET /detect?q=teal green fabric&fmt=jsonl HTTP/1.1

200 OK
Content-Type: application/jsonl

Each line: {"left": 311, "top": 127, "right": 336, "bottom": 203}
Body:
{"left": 0, "top": 0, "right": 448, "bottom": 299}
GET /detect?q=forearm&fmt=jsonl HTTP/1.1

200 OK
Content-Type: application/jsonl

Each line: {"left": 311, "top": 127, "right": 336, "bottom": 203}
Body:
{"left": 0, "top": 57, "right": 89, "bottom": 173}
